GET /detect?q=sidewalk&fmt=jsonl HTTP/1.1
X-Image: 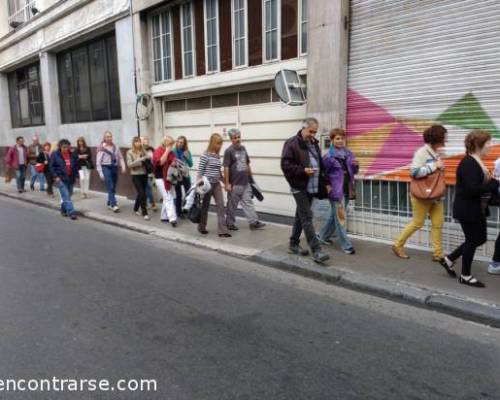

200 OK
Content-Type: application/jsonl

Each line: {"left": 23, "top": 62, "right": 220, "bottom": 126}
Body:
{"left": 1, "top": 181, "right": 499, "bottom": 327}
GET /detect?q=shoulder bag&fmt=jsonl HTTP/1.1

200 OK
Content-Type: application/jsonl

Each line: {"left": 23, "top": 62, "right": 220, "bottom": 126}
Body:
{"left": 410, "top": 151, "right": 446, "bottom": 200}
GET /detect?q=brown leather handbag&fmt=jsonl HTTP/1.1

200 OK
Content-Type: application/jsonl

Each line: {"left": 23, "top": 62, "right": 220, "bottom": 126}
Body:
{"left": 410, "top": 169, "right": 446, "bottom": 200}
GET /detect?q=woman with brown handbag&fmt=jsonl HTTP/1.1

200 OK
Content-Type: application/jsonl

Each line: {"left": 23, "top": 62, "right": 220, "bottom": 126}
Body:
{"left": 392, "top": 125, "right": 449, "bottom": 268}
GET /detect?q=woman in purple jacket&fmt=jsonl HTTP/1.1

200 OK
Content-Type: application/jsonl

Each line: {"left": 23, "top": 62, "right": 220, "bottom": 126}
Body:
{"left": 318, "top": 128, "right": 359, "bottom": 254}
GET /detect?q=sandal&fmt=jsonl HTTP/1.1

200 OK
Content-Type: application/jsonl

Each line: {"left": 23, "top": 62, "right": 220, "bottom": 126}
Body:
{"left": 438, "top": 256, "right": 457, "bottom": 278}
{"left": 459, "top": 275, "right": 485, "bottom": 288}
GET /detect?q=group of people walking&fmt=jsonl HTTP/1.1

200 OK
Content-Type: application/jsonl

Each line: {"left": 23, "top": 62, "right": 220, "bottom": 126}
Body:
{"left": 4, "top": 119, "right": 500, "bottom": 287}
{"left": 3, "top": 129, "right": 267, "bottom": 238}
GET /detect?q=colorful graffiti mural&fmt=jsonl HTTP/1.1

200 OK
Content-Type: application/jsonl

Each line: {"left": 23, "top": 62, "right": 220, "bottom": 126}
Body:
{"left": 346, "top": 89, "right": 500, "bottom": 184}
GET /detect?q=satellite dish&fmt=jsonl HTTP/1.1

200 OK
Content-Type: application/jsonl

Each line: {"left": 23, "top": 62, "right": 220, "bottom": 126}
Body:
{"left": 274, "top": 69, "right": 307, "bottom": 106}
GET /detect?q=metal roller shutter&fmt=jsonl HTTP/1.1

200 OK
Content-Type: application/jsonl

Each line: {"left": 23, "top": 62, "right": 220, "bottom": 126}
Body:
{"left": 346, "top": 0, "right": 500, "bottom": 258}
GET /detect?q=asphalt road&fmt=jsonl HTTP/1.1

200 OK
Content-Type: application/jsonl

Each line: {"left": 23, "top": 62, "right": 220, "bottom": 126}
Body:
{"left": 0, "top": 196, "right": 500, "bottom": 400}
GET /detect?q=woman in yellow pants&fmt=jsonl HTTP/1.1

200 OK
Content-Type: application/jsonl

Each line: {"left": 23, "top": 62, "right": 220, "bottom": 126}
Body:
{"left": 392, "top": 125, "right": 447, "bottom": 262}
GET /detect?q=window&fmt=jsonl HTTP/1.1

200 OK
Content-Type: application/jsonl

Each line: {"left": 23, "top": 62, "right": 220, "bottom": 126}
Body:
{"left": 298, "top": 0, "right": 308, "bottom": 55}
{"left": 262, "top": 0, "right": 280, "bottom": 62}
{"left": 151, "top": 10, "right": 174, "bottom": 82}
{"left": 8, "top": 63, "right": 44, "bottom": 128}
{"left": 232, "top": 0, "right": 247, "bottom": 68}
{"left": 204, "top": 0, "right": 220, "bottom": 73}
{"left": 181, "top": 2, "right": 195, "bottom": 77}
{"left": 57, "top": 34, "right": 121, "bottom": 124}
{"left": 8, "top": 0, "right": 36, "bottom": 27}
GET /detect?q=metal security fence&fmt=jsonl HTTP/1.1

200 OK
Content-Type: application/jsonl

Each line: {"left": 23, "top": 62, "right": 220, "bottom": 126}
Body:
{"left": 347, "top": 179, "right": 500, "bottom": 261}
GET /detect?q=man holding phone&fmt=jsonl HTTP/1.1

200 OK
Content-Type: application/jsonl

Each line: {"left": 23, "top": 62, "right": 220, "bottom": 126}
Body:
{"left": 281, "top": 117, "right": 330, "bottom": 264}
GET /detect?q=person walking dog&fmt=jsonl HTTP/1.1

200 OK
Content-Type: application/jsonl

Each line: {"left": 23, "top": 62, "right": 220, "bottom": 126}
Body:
{"left": 224, "top": 128, "right": 265, "bottom": 231}
{"left": 281, "top": 118, "right": 330, "bottom": 264}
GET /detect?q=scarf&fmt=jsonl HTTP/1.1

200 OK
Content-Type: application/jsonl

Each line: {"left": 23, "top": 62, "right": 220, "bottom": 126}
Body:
{"left": 329, "top": 145, "right": 347, "bottom": 160}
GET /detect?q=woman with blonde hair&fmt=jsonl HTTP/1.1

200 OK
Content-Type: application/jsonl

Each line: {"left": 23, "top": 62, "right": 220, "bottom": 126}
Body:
{"left": 197, "top": 133, "right": 231, "bottom": 237}
{"left": 127, "top": 136, "right": 151, "bottom": 221}
{"left": 96, "top": 131, "right": 126, "bottom": 212}
{"left": 153, "top": 136, "right": 178, "bottom": 226}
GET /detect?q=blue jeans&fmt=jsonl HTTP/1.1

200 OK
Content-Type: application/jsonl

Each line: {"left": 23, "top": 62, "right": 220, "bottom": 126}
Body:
{"left": 318, "top": 198, "right": 353, "bottom": 251}
{"left": 55, "top": 180, "right": 75, "bottom": 216}
{"left": 102, "top": 165, "right": 118, "bottom": 207}
{"left": 30, "top": 164, "right": 46, "bottom": 190}
{"left": 145, "top": 178, "right": 155, "bottom": 205}
{"left": 15, "top": 165, "right": 26, "bottom": 191}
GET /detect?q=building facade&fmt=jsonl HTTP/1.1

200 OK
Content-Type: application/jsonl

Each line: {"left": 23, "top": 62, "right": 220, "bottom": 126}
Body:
{"left": 0, "top": 0, "right": 137, "bottom": 194}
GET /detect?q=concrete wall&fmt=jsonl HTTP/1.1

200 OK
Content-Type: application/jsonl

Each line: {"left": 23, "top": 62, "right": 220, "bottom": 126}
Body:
{"left": 305, "top": 0, "right": 349, "bottom": 133}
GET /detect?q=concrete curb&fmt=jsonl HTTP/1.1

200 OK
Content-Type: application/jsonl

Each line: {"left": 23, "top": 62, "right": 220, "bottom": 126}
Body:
{"left": 2, "top": 189, "right": 500, "bottom": 328}
{"left": 250, "top": 251, "right": 500, "bottom": 328}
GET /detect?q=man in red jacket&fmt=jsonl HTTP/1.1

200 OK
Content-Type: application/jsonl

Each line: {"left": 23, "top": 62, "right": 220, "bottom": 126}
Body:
{"left": 281, "top": 118, "right": 330, "bottom": 264}
{"left": 5, "top": 136, "right": 28, "bottom": 193}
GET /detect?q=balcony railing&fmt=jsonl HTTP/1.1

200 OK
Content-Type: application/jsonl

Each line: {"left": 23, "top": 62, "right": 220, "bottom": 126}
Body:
{"left": 8, "top": 0, "right": 37, "bottom": 28}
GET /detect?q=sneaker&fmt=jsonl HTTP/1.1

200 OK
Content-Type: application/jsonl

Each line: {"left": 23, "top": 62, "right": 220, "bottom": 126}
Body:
{"left": 170, "top": 221, "right": 177, "bottom": 228}
{"left": 488, "top": 262, "right": 500, "bottom": 275}
{"left": 459, "top": 275, "right": 485, "bottom": 288}
{"left": 227, "top": 225, "right": 239, "bottom": 231}
{"left": 135, "top": 211, "right": 141, "bottom": 216}
{"left": 438, "top": 256, "right": 457, "bottom": 277}
{"left": 249, "top": 221, "right": 266, "bottom": 230}
{"left": 108, "top": 205, "right": 114, "bottom": 211}
{"left": 112, "top": 205, "right": 120, "bottom": 213}
{"left": 312, "top": 251, "right": 330, "bottom": 264}
{"left": 69, "top": 214, "right": 78, "bottom": 220}
{"left": 343, "top": 247, "right": 355, "bottom": 255}
{"left": 288, "top": 245, "right": 309, "bottom": 256}
{"left": 144, "top": 215, "right": 151, "bottom": 221}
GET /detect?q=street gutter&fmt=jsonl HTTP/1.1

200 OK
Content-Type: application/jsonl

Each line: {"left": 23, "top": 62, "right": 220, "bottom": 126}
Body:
{"left": 1, "top": 189, "right": 499, "bottom": 329}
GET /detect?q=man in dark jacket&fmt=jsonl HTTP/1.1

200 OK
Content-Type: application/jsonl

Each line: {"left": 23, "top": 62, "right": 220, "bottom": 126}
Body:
{"left": 50, "top": 139, "right": 79, "bottom": 220}
{"left": 281, "top": 117, "right": 330, "bottom": 263}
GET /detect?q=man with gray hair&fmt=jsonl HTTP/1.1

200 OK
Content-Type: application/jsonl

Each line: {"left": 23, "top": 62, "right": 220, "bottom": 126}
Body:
{"left": 224, "top": 128, "right": 266, "bottom": 231}
{"left": 281, "top": 118, "right": 330, "bottom": 264}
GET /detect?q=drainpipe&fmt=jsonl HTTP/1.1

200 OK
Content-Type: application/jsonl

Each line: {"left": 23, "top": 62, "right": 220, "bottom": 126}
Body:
{"left": 129, "top": 0, "right": 141, "bottom": 138}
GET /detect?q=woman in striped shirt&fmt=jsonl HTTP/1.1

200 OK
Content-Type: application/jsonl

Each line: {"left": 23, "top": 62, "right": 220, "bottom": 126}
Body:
{"left": 197, "top": 133, "right": 231, "bottom": 237}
